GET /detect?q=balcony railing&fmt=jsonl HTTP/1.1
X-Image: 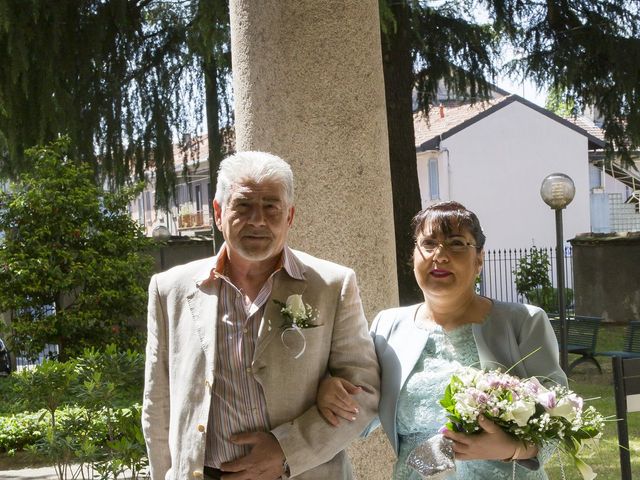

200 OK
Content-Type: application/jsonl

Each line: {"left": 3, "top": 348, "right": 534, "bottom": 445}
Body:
{"left": 177, "top": 210, "right": 212, "bottom": 230}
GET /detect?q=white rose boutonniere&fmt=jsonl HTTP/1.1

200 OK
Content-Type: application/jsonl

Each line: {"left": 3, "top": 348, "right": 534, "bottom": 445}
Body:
{"left": 273, "top": 295, "right": 319, "bottom": 358}
{"left": 273, "top": 294, "right": 318, "bottom": 330}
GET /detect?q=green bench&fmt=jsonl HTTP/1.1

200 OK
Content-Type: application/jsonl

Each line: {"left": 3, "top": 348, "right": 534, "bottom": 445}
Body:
{"left": 596, "top": 321, "right": 640, "bottom": 360}
{"left": 549, "top": 315, "right": 602, "bottom": 374}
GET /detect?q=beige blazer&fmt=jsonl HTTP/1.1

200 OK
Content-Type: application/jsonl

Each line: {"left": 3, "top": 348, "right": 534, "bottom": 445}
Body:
{"left": 142, "top": 248, "right": 380, "bottom": 480}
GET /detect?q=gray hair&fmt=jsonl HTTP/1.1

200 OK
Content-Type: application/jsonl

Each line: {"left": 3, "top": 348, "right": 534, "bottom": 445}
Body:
{"left": 214, "top": 151, "right": 295, "bottom": 206}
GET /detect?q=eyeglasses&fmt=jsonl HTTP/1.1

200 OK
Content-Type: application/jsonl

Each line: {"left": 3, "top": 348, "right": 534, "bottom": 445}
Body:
{"left": 416, "top": 238, "right": 478, "bottom": 254}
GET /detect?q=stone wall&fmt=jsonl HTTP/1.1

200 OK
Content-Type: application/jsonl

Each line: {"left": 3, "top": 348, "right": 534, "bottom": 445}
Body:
{"left": 150, "top": 236, "right": 215, "bottom": 273}
{"left": 570, "top": 232, "right": 640, "bottom": 323}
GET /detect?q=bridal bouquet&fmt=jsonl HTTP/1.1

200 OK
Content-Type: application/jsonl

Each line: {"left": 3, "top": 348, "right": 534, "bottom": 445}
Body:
{"left": 408, "top": 367, "right": 605, "bottom": 480}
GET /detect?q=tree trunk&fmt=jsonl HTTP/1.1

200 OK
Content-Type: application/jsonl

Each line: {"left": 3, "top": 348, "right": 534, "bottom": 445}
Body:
{"left": 382, "top": 3, "right": 423, "bottom": 305}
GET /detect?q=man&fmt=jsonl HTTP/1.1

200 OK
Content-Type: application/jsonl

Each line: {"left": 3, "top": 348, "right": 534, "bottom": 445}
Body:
{"left": 142, "top": 151, "right": 380, "bottom": 480}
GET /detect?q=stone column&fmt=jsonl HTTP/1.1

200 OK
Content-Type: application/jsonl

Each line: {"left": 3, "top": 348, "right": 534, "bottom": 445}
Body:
{"left": 230, "top": 1, "right": 397, "bottom": 478}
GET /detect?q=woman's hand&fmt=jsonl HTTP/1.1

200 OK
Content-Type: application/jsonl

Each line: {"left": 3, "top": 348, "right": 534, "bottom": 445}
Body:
{"left": 316, "top": 376, "right": 362, "bottom": 427}
{"left": 442, "top": 415, "right": 538, "bottom": 461}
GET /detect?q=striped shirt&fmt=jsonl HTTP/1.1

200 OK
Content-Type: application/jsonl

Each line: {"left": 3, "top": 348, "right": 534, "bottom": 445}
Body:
{"left": 204, "top": 244, "right": 303, "bottom": 468}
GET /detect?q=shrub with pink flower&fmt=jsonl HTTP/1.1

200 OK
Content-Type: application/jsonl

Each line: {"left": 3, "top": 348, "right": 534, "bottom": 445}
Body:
{"left": 439, "top": 366, "right": 605, "bottom": 479}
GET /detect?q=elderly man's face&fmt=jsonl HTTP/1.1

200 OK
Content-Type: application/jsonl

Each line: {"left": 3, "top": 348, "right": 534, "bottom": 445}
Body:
{"left": 214, "top": 179, "right": 294, "bottom": 266}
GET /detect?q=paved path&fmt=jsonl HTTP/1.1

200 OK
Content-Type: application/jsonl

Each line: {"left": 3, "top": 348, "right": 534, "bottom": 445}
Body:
{"left": 0, "top": 466, "right": 144, "bottom": 479}
{"left": 0, "top": 465, "right": 58, "bottom": 479}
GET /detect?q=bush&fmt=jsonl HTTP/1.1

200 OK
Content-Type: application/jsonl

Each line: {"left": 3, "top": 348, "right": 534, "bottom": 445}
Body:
{"left": 73, "top": 344, "right": 144, "bottom": 408}
{"left": 0, "top": 375, "right": 21, "bottom": 414}
{"left": 514, "top": 247, "right": 552, "bottom": 302}
{"left": 12, "top": 360, "right": 77, "bottom": 425}
{"left": 524, "top": 286, "right": 574, "bottom": 314}
{"left": 0, "top": 411, "right": 48, "bottom": 452}
{"left": 0, "top": 345, "right": 147, "bottom": 479}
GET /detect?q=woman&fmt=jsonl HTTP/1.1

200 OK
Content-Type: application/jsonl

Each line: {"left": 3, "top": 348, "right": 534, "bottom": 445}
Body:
{"left": 318, "top": 201, "right": 566, "bottom": 479}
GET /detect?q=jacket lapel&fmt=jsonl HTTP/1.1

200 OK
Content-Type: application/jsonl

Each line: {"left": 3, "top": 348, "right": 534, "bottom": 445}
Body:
{"left": 393, "top": 310, "right": 431, "bottom": 389}
{"left": 187, "top": 260, "right": 219, "bottom": 369}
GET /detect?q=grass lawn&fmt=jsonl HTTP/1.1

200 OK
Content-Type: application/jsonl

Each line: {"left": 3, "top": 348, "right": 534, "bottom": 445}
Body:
{"left": 545, "top": 324, "right": 640, "bottom": 479}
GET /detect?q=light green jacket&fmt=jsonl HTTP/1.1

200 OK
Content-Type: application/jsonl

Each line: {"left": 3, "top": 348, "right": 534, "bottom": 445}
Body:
{"left": 369, "top": 300, "right": 567, "bottom": 470}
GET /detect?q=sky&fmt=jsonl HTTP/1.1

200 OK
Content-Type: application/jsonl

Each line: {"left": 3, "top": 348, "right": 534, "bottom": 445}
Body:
{"left": 496, "top": 77, "right": 548, "bottom": 107}
{"left": 464, "top": 4, "right": 549, "bottom": 108}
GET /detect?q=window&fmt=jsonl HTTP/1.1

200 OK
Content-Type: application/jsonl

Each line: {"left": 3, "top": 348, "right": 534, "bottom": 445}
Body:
{"left": 589, "top": 165, "right": 603, "bottom": 189}
{"left": 195, "top": 185, "right": 202, "bottom": 212}
{"left": 428, "top": 158, "right": 440, "bottom": 200}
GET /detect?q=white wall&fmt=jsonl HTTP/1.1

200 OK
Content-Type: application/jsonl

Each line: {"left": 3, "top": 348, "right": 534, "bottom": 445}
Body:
{"left": 603, "top": 170, "right": 632, "bottom": 197}
{"left": 418, "top": 101, "right": 592, "bottom": 250}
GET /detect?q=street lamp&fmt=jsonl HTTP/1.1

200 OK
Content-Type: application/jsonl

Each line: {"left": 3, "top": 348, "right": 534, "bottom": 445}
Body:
{"left": 151, "top": 224, "right": 171, "bottom": 242}
{"left": 152, "top": 218, "right": 171, "bottom": 271}
{"left": 540, "top": 173, "right": 575, "bottom": 373}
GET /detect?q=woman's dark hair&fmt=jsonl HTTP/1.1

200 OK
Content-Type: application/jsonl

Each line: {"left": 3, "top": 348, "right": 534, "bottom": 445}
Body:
{"left": 412, "top": 201, "right": 486, "bottom": 249}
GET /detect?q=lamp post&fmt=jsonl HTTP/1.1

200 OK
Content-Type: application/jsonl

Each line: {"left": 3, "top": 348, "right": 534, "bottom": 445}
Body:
{"left": 540, "top": 173, "right": 575, "bottom": 373}
{"left": 152, "top": 219, "right": 171, "bottom": 271}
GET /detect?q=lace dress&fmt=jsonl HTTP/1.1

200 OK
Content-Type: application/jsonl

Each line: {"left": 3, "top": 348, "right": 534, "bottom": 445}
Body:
{"left": 394, "top": 321, "right": 549, "bottom": 480}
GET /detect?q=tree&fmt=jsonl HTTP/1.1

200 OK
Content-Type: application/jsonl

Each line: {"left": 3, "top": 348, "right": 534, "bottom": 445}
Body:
{"left": 0, "top": 138, "right": 154, "bottom": 359}
{"left": 513, "top": 247, "right": 574, "bottom": 312}
{"left": 380, "top": 1, "right": 500, "bottom": 303}
{"left": 0, "top": 0, "right": 232, "bottom": 216}
{"left": 189, "top": 0, "right": 232, "bottom": 249}
{"left": 1, "top": 1, "right": 638, "bottom": 302}
{"left": 514, "top": 247, "right": 552, "bottom": 305}
{"left": 380, "top": 0, "right": 640, "bottom": 302}
{"left": 493, "top": 0, "right": 640, "bottom": 161}
{"left": 545, "top": 86, "right": 577, "bottom": 117}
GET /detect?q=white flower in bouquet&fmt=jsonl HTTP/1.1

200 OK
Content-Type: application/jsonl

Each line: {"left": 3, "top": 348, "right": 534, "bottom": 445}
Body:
{"left": 539, "top": 390, "right": 583, "bottom": 422}
{"left": 501, "top": 399, "right": 536, "bottom": 427}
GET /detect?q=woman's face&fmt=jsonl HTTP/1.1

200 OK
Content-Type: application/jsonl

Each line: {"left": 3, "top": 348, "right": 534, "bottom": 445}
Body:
{"left": 413, "top": 223, "right": 483, "bottom": 301}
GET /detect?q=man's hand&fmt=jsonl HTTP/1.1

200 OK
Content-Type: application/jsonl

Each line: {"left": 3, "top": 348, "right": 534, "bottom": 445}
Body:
{"left": 220, "top": 432, "right": 286, "bottom": 480}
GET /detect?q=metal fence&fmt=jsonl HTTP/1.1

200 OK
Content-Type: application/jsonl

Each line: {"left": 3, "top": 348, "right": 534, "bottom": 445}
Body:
{"left": 15, "top": 343, "right": 59, "bottom": 371}
{"left": 10, "top": 304, "right": 58, "bottom": 371}
{"left": 478, "top": 246, "right": 574, "bottom": 304}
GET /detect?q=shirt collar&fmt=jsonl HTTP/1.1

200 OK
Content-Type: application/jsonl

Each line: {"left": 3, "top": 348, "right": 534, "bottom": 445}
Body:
{"left": 281, "top": 245, "right": 304, "bottom": 280}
